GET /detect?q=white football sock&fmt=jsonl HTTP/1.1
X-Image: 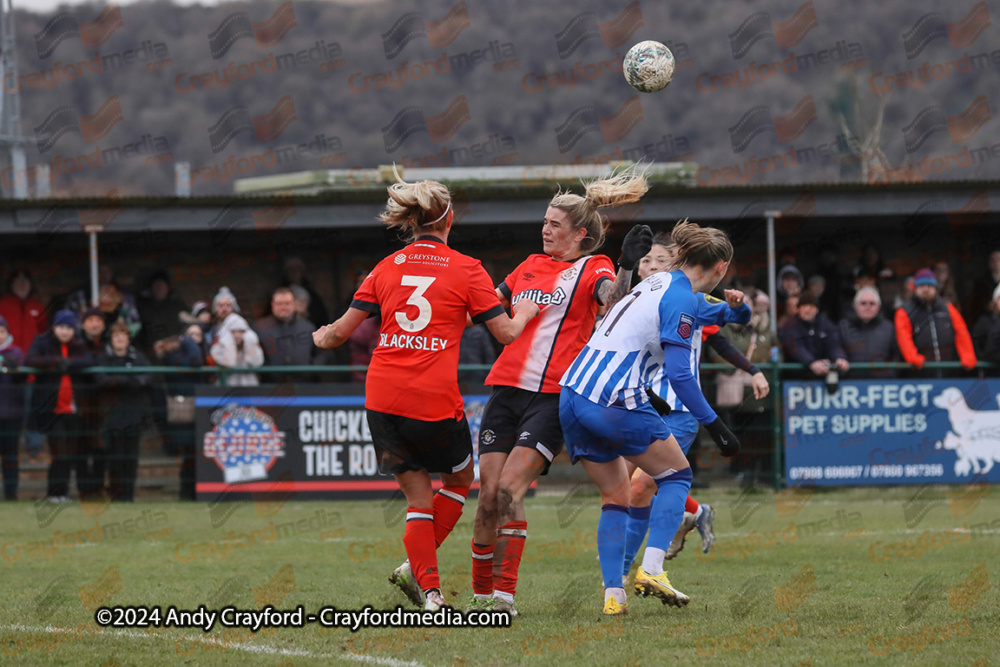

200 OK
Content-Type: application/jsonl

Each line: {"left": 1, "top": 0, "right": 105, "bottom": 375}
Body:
{"left": 641, "top": 547, "right": 666, "bottom": 575}
{"left": 493, "top": 590, "right": 514, "bottom": 604}
{"left": 604, "top": 587, "right": 627, "bottom": 604}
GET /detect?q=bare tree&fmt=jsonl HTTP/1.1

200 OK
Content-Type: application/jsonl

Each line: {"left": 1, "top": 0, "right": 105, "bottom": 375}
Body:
{"left": 838, "top": 75, "right": 892, "bottom": 183}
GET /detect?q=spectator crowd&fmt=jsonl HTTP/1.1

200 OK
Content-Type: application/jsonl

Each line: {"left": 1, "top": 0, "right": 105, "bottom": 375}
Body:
{"left": 0, "top": 257, "right": 368, "bottom": 504}
{"left": 1, "top": 243, "right": 1000, "bottom": 502}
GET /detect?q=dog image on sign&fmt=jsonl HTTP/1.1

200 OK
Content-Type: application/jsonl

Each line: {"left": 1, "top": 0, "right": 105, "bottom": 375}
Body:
{"left": 933, "top": 387, "right": 1000, "bottom": 476}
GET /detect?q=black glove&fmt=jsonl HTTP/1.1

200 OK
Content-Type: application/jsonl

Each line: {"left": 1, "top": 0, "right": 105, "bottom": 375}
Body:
{"left": 618, "top": 224, "right": 654, "bottom": 271}
{"left": 644, "top": 386, "right": 671, "bottom": 416}
{"left": 705, "top": 417, "right": 741, "bottom": 458}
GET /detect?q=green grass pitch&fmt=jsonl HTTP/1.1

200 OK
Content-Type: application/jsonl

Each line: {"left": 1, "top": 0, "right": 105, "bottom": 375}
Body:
{"left": 1, "top": 485, "right": 997, "bottom": 666}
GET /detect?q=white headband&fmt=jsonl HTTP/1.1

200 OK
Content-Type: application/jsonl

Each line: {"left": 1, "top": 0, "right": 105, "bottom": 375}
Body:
{"left": 426, "top": 201, "right": 451, "bottom": 225}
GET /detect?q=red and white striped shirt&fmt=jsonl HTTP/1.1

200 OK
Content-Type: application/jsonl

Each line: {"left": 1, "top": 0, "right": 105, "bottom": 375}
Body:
{"left": 486, "top": 253, "right": 615, "bottom": 393}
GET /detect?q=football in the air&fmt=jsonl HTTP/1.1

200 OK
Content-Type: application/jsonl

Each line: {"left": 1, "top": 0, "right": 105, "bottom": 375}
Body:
{"left": 622, "top": 40, "right": 675, "bottom": 93}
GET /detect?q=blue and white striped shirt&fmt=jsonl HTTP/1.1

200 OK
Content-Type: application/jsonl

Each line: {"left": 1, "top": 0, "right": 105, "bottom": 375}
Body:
{"left": 560, "top": 271, "right": 750, "bottom": 421}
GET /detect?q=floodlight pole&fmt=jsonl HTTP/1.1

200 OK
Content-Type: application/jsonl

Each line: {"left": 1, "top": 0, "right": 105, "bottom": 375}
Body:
{"left": 766, "top": 210, "right": 780, "bottom": 333}
{"left": 88, "top": 231, "right": 99, "bottom": 306}
{"left": 0, "top": 0, "right": 31, "bottom": 199}
{"left": 766, "top": 209, "right": 783, "bottom": 491}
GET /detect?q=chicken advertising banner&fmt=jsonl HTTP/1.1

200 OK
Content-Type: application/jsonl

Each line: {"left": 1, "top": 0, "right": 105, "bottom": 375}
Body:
{"left": 194, "top": 384, "right": 491, "bottom": 500}
{"left": 784, "top": 379, "right": 1000, "bottom": 486}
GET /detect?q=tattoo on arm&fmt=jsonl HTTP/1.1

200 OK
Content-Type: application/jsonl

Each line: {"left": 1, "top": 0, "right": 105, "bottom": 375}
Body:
{"left": 598, "top": 268, "right": 633, "bottom": 306}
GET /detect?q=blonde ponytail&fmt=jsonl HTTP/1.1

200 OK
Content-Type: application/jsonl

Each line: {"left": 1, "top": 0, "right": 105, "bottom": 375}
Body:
{"left": 378, "top": 168, "right": 452, "bottom": 241}
{"left": 549, "top": 167, "right": 649, "bottom": 254}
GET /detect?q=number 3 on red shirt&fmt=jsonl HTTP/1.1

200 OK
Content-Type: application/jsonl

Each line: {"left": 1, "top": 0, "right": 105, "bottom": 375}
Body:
{"left": 396, "top": 275, "right": 436, "bottom": 332}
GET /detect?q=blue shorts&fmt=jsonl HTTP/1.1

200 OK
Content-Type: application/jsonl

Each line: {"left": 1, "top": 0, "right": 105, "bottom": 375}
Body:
{"left": 663, "top": 411, "right": 700, "bottom": 455}
{"left": 559, "top": 387, "right": 672, "bottom": 464}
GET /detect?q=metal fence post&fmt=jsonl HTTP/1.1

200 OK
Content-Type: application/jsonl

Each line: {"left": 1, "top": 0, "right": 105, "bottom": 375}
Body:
{"left": 771, "top": 362, "right": 783, "bottom": 491}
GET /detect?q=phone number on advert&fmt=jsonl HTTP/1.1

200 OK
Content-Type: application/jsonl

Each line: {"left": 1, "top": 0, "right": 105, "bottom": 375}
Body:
{"left": 789, "top": 464, "right": 945, "bottom": 480}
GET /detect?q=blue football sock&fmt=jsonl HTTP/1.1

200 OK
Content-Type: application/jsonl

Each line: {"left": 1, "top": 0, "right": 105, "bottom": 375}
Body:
{"left": 597, "top": 504, "right": 629, "bottom": 588}
{"left": 646, "top": 468, "right": 693, "bottom": 552}
{"left": 622, "top": 505, "right": 652, "bottom": 577}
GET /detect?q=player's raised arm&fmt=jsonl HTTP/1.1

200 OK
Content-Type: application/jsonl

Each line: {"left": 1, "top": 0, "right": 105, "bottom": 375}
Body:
{"left": 315, "top": 261, "right": 384, "bottom": 349}
{"left": 597, "top": 224, "right": 654, "bottom": 306}
{"left": 312, "top": 307, "right": 368, "bottom": 349}
{"left": 705, "top": 331, "right": 769, "bottom": 399}
{"left": 485, "top": 297, "right": 540, "bottom": 344}
{"left": 465, "top": 261, "right": 539, "bottom": 344}
{"left": 691, "top": 291, "right": 751, "bottom": 327}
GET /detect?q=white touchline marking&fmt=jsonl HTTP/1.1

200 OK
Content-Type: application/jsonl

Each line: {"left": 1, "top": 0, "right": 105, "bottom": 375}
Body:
{"left": 342, "top": 655, "right": 427, "bottom": 667}
{"left": 0, "top": 624, "right": 428, "bottom": 666}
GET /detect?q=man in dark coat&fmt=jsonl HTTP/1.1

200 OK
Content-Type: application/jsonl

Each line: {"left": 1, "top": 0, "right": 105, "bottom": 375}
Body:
{"left": 96, "top": 322, "right": 152, "bottom": 502}
{"left": 26, "top": 310, "right": 94, "bottom": 502}
{"left": 779, "top": 291, "right": 850, "bottom": 378}
{"left": 839, "top": 287, "right": 899, "bottom": 378}
{"left": 137, "top": 270, "right": 188, "bottom": 357}
{"left": 282, "top": 257, "right": 329, "bottom": 332}
{"left": 255, "top": 287, "right": 319, "bottom": 382}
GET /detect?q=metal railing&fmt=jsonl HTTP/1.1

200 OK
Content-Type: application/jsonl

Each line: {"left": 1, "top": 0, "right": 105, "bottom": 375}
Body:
{"left": 3, "top": 360, "right": 995, "bottom": 493}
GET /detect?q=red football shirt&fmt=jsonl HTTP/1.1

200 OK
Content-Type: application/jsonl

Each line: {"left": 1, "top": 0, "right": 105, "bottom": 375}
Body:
{"left": 486, "top": 253, "right": 615, "bottom": 393}
{"left": 352, "top": 238, "right": 504, "bottom": 421}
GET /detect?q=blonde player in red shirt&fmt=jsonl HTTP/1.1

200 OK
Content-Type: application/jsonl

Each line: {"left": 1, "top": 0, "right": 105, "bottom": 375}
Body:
{"left": 314, "top": 176, "right": 539, "bottom": 611}
{"left": 469, "top": 169, "right": 654, "bottom": 616}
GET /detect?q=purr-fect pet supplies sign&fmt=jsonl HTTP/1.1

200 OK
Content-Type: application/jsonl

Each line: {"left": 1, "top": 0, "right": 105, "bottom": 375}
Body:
{"left": 784, "top": 380, "right": 1000, "bottom": 486}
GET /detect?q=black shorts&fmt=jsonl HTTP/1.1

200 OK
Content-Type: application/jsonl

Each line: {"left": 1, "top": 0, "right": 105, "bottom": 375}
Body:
{"left": 478, "top": 386, "right": 563, "bottom": 474}
{"left": 366, "top": 409, "right": 474, "bottom": 476}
